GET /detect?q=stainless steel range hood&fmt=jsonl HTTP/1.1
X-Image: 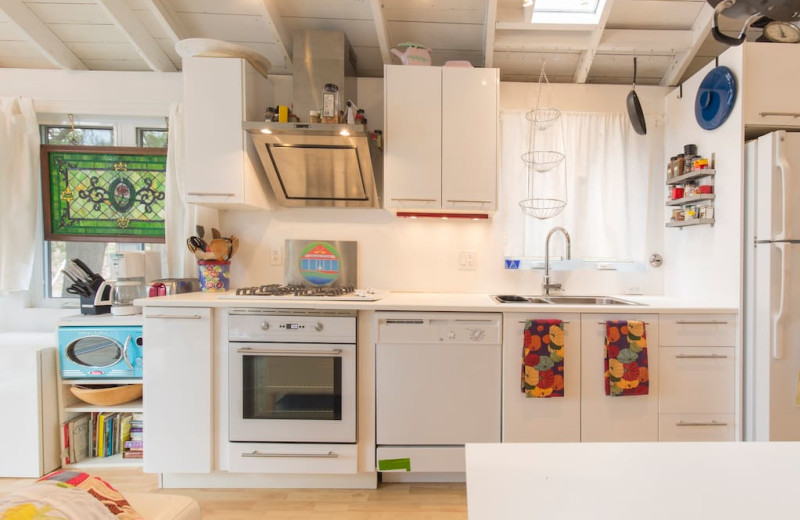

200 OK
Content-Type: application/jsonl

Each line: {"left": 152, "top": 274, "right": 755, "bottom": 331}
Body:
{"left": 245, "top": 30, "right": 382, "bottom": 208}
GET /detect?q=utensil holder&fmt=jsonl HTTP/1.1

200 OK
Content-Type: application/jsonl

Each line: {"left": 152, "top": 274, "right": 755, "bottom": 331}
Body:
{"left": 198, "top": 260, "right": 230, "bottom": 292}
{"left": 79, "top": 276, "right": 111, "bottom": 315}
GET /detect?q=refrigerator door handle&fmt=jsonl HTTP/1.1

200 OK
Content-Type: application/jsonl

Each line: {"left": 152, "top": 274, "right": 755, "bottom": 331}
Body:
{"left": 775, "top": 134, "right": 792, "bottom": 240}
{"left": 773, "top": 242, "right": 789, "bottom": 360}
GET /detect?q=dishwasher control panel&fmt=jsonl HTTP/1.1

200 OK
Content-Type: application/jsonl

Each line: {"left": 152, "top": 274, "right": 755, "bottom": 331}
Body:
{"left": 376, "top": 312, "right": 502, "bottom": 344}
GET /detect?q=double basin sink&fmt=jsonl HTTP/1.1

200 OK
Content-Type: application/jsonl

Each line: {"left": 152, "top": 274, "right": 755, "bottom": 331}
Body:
{"left": 493, "top": 295, "right": 642, "bottom": 306}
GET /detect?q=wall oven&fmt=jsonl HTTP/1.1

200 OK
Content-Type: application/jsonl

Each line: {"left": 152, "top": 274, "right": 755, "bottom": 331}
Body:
{"left": 228, "top": 309, "right": 356, "bottom": 443}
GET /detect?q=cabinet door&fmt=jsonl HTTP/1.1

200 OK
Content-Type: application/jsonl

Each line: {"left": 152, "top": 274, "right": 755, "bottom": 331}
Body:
{"left": 384, "top": 65, "right": 442, "bottom": 209}
{"left": 659, "top": 347, "right": 734, "bottom": 414}
{"left": 442, "top": 67, "right": 498, "bottom": 212}
{"left": 581, "top": 315, "right": 659, "bottom": 442}
{"left": 502, "top": 314, "right": 580, "bottom": 442}
{"left": 143, "top": 307, "right": 212, "bottom": 473}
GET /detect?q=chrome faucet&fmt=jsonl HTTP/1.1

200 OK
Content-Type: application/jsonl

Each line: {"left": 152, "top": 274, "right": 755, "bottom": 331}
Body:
{"left": 543, "top": 227, "right": 571, "bottom": 295}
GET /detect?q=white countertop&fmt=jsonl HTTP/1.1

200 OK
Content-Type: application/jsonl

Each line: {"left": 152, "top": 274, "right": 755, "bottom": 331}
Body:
{"left": 134, "top": 291, "right": 737, "bottom": 313}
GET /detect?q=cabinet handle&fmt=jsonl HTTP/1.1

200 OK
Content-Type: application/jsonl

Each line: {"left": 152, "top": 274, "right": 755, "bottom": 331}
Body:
{"left": 676, "top": 420, "right": 728, "bottom": 427}
{"left": 675, "top": 354, "right": 728, "bottom": 359}
{"left": 758, "top": 112, "right": 800, "bottom": 119}
{"left": 236, "top": 347, "right": 343, "bottom": 357}
{"left": 188, "top": 192, "right": 235, "bottom": 197}
{"left": 596, "top": 321, "right": 651, "bottom": 325}
{"left": 242, "top": 451, "right": 339, "bottom": 459}
{"left": 675, "top": 320, "right": 729, "bottom": 325}
{"left": 147, "top": 314, "right": 203, "bottom": 320}
{"left": 390, "top": 198, "right": 437, "bottom": 203}
{"left": 518, "top": 320, "right": 570, "bottom": 324}
{"left": 445, "top": 199, "right": 492, "bottom": 204}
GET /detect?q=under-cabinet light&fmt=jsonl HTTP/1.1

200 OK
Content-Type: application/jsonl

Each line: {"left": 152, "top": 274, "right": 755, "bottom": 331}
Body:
{"left": 339, "top": 129, "right": 350, "bottom": 136}
{"left": 396, "top": 212, "right": 490, "bottom": 220}
{"left": 260, "top": 128, "right": 272, "bottom": 134}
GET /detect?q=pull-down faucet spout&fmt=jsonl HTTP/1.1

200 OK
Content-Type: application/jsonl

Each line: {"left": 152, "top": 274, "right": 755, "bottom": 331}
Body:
{"left": 543, "top": 227, "right": 571, "bottom": 295}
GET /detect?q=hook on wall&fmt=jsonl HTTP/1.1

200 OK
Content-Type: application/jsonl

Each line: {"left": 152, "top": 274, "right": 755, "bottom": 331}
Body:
{"left": 715, "top": 56, "right": 719, "bottom": 68}
{"left": 678, "top": 83, "right": 683, "bottom": 99}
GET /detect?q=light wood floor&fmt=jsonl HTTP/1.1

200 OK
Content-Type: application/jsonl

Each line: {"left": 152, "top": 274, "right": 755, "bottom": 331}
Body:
{"left": 0, "top": 468, "right": 468, "bottom": 519}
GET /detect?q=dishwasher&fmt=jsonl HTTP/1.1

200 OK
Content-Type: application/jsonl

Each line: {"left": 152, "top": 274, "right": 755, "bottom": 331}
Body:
{"left": 375, "top": 312, "right": 502, "bottom": 476}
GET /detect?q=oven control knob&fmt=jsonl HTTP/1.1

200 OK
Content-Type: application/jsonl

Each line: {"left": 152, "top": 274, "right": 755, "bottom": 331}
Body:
{"left": 260, "top": 320, "right": 270, "bottom": 331}
{"left": 470, "top": 329, "right": 486, "bottom": 341}
{"left": 315, "top": 322, "right": 324, "bottom": 332}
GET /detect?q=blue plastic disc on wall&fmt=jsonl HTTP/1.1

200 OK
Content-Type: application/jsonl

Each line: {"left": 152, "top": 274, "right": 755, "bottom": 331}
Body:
{"left": 695, "top": 66, "right": 737, "bottom": 131}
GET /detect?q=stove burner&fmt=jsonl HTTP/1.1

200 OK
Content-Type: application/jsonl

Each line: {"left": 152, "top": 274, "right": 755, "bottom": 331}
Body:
{"left": 234, "top": 284, "right": 356, "bottom": 297}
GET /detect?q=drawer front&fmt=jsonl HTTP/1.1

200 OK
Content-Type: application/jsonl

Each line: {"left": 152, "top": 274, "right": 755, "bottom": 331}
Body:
{"left": 660, "top": 314, "right": 735, "bottom": 347}
{"left": 228, "top": 443, "right": 358, "bottom": 474}
{"left": 659, "top": 347, "right": 734, "bottom": 413}
{"left": 659, "top": 414, "right": 735, "bottom": 442}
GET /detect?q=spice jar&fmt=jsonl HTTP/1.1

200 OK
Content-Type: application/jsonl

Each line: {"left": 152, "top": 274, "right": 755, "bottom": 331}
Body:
{"left": 309, "top": 110, "right": 321, "bottom": 124}
{"left": 322, "top": 83, "right": 339, "bottom": 123}
{"left": 675, "top": 154, "right": 685, "bottom": 177}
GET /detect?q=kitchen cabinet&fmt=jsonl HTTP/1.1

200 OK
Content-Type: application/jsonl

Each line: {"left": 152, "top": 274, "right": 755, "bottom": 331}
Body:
{"left": 742, "top": 44, "right": 800, "bottom": 128}
{"left": 143, "top": 307, "right": 212, "bottom": 473}
{"left": 384, "top": 65, "right": 498, "bottom": 213}
{"left": 658, "top": 314, "right": 736, "bottom": 441}
{"left": 580, "top": 314, "right": 660, "bottom": 442}
{"left": 183, "top": 57, "right": 273, "bottom": 209}
{"left": 502, "top": 313, "right": 581, "bottom": 442}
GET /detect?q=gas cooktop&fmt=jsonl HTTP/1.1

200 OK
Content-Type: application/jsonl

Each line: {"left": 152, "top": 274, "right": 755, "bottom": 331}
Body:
{"left": 218, "top": 284, "right": 384, "bottom": 301}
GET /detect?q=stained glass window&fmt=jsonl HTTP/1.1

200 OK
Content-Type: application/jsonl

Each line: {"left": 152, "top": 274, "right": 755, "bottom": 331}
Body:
{"left": 41, "top": 146, "right": 166, "bottom": 242}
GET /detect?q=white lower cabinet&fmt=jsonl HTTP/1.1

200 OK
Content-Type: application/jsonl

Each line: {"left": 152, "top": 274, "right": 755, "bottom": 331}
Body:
{"left": 580, "top": 314, "right": 660, "bottom": 442}
{"left": 659, "top": 414, "right": 735, "bottom": 441}
{"left": 143, "top": 307, "right": 212, "bottom": 473}
{"left": 228, "top": 443, "right": 358, "bottom": 474}
{"left": 502, "top": 313, "right": 581, "bottom": 442}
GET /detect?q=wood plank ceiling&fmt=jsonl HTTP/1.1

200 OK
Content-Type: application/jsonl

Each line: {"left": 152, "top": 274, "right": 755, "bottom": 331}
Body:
{"left": 0, "top": 0, "right": 770, "bottom": 85}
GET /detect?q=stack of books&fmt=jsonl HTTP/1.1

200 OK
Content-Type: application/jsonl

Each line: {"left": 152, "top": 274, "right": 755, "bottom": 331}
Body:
{"left": 123, "top": 413, "right": 144, "bottom": 459}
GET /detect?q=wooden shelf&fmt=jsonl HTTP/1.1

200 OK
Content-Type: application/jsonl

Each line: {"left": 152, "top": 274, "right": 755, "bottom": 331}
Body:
{"left": 666, "top": 218, "right": 715, "bottom": 228}
{"left": 666, "top": 169, "right": 715, "bottom": 186}
{"left": 63, "top": 452, "right": 142, "bottom": 469}
{"left": 665, "top": 194, "right": 715, "bottom": 206}
{"left": 64, "top": 398, "right": 142, "bottom": 414}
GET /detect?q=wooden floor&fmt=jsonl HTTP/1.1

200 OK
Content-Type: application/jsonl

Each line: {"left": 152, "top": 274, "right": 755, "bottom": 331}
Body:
{"left": 0, "top": 468, "right": 468, "bottom": 519}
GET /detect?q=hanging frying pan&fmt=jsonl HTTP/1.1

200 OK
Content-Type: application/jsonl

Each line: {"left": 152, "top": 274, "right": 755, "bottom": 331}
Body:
{"left": 626, "top": 57, "right": 646, "bottom": 136}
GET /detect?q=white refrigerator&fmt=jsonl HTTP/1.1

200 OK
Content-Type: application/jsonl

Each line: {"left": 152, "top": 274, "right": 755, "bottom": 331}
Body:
{"left": 744, "top": 130, "right": 800, "bottom": 441}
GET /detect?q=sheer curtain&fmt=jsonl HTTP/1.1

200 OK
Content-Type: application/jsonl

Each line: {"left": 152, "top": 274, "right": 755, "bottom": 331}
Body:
{"left": 0, "top": 97, "right": 40, "bottom": 293}
{"left": 502, "top": 111, "right": 658, "bottom": 263}
{"left": 165, "top": 102, "right": 219, "bottom": 278}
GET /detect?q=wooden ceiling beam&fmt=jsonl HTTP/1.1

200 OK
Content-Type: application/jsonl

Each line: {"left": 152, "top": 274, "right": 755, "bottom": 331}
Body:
{"left": 599, "top": 29, "right": 693, "bottom": 52}
{"left": 95, "top": 0, "right": 176, "bottom": 72}
{"left": 0, "top": 0, "right": 87, "bottom": 70}
{"left": 574, "top": 0, "right": 616, "bottom": 83}
{"left": 142, "top": 0, "right": 187, "bottom": 45}
{"left": 484, "top": 0, "right": 498, "bottom": 67}
{"left": 660, "top": 3, "right": 713, "bottom": 86}
{"left": 367, "top": 0, "right": 392, "bottom": 65}
{"left": 258, "top": 0, "right": 292, "bottom": 70}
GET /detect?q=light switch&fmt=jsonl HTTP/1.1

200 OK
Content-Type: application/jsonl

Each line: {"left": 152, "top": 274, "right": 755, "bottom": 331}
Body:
{"left": 270, "top": 247, "right": 282, "bottom": 266}
{"left": 459, "top": 251, "right": 477, "bottom": 270}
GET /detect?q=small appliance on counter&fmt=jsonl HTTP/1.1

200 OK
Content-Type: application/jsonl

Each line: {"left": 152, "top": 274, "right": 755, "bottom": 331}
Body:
{"left": 147, "top": 278, "right": 200, "bottom": 297}
{"left": 95, "top": 251, "right": 162, "bottom": 316}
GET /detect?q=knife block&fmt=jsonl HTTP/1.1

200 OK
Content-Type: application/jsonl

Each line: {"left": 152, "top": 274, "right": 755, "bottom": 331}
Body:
{"left": 79, "top": 276, "right": 111, "bottom": 315}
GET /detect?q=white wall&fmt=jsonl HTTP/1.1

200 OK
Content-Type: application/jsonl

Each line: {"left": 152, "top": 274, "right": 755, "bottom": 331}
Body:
{"left": 222, "top": 78, "right": 671, "bottom": 295}
{"left": 663, "top": 46, "right": 745, "bottom": 306}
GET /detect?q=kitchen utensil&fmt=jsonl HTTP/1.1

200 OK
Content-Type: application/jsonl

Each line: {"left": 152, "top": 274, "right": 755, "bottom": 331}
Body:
{"left": 230, "top": 235, "right": 240, "bottom": 258}
{"left": 695, "top": 66, "right": 737, "bottom": 130}
{"left": 196, "top": 225, "right": 205, "bottom": 239}
{"left": 390, "top": 42, "right": 432, "bottom": 66}
{"left": 209, "top": 238, "right": 231, "bottom": 261}
{"left": 70, "top": 384, "right": 143, "bottom": 406}
{"left": 707, "top": 0, "right": 800, "bottom": 46}
{"left": 188, "top": 235, "right": 207, "bottom": 252}
{"left": 211, "top": 228, "right": 221, "bottom": 239}
{"left": 626, "top": 57, "right": 647, "bottom": 136}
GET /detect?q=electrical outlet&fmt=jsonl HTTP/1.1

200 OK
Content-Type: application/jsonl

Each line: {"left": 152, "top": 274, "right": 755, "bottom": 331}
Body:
{"left": 458, "top": 251, "right": 477, "bottom": 270}
{"left": 624, "top": 285, "right": 642, "bottom": 295}
{"left": 269, "top": 247, "right": 282, "bottom": 266}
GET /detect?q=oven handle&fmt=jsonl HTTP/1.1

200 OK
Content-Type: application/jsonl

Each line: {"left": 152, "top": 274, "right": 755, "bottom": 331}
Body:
{"left": 236, "top": 347, "right": 343, "bottom": 356}
{"left": 121, "top": 335, "right": 132, "bottom": 369}
{"left": 241, "top": 451, "right": 339, "bottom": 459}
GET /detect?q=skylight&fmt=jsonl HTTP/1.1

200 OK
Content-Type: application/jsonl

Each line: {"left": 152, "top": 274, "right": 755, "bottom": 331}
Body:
{"left": 527, "top": 0, "right": 605, "bottom": 25}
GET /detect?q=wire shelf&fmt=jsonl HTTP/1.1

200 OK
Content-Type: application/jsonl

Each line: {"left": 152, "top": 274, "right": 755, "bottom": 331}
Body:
{"left": 519, "top": 198, "right": 566, "bottom": 220}
{"left": 522, "top": 150, "right": 565, "bottom": 172}
{"left": 525, "top": 108, "right": 561, "bottom": 130}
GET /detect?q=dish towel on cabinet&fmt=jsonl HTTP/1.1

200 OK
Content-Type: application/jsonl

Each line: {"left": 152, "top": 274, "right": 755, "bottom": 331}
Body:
{"left": 521, "top": 319, "right": 565, "bottom": 398}
{"left": 605, "top": 320, "right": 649, "bottom": 396}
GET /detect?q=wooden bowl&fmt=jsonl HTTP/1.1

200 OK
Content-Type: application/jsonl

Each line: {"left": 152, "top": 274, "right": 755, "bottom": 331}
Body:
{"left": 70, "top": 384, "right": 143, "bottom": 406}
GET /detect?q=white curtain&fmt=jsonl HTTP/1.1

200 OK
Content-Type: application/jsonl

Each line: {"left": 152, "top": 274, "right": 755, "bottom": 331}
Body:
{"left": 164, "top": 102, "right": 219, "bottom": 278}
{"left": 502, "top": 111, "right": 658, "bottom": 262}
{"left": 0, "top": 97, "right": 40, "bottom": 294}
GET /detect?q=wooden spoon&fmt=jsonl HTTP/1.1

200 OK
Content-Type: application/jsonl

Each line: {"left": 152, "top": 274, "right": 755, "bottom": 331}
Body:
{"left": 229, "top": 235, "right": 239, "bottom": 258}
{"left": 209, "top": 239, "right": 230, "bottom": 261}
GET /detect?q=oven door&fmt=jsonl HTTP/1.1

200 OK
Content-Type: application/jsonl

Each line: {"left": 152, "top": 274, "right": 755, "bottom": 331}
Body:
{"left": 229, "top": 342, "right": 356, "bottom": 443}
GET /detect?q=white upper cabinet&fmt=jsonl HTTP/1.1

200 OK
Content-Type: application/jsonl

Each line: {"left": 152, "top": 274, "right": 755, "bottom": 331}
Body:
{"left": 183, "top": 57, "right": 274, "bottom": 209}
{"left": 384, "top": 65, "right": 498, "bottom": 213}
{"left": 743, "top": 44, "right": 800, "bottom": 129}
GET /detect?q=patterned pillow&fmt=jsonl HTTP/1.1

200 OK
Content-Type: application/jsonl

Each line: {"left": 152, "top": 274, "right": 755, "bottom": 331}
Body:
{"left": 37, "top": 470, "right": 143, "bottom": 520}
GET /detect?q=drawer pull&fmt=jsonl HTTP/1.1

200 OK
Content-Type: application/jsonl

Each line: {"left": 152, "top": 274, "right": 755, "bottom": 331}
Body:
{"left": 445, "top": 199, "right": 493, "bottom": 204}
{"left": 675, "top": 320, "right": 729, "bottom": 325}
{"left": 518, "top": 320, "right": 571, "bottom": 324}
{"left": 242, "top": 451, "right": 338, "bottom": 459}
{"left": 596, "top": 321, "right": 651, "bottom": 325}
{"left": 676, "top": 420, "right": 728, "bottom": 427}
{"left": 147, "top": 314, "right": 203, "bottom": 320}
{"left": 188, "top": 192, "right": 235, "bottom": 197}
{"left": 236, "top": 347, "right": 342, "bottom": 357}
{"left": 675, "top": 354, "right": 729, "bottom": 359}
{"left": 390, "top": 198, "right": 437, "bottom": 203}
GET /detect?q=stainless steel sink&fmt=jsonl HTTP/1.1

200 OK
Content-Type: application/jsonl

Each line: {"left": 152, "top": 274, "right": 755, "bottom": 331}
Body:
{"left": 492, "top": 294, "right": 642, "bottom": 306}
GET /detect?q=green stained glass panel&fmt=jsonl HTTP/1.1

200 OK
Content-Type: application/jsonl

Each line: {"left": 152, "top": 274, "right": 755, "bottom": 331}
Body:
{"left": 42, "top": 146, "right": 167, "bottom": 242}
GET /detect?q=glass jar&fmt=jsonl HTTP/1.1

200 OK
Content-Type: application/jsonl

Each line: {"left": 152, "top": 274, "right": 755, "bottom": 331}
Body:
{"left": 322, "top": 83, "right": 339, "bottom": 123}
{"left": 675, "top": 154, "right": 685, "bottom": 177}
{"left": 309, "top": 110, "right": 321, "bottom": 124}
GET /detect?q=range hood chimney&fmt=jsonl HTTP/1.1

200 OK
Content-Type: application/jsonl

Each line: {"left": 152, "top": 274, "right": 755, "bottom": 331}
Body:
{"left": 244, "top": 30, "right": 382, "bottom": 209}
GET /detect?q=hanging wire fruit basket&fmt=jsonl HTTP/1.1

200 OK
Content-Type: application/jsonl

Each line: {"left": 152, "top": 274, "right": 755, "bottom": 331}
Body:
{"left": 519, "top": 198, "right": 567, "bottom": 220}
{"left": 522, "top": 150, "right": 565, "bottom": 173}
{"left": 525, "top": 107, "right": 561, "bottom": 131}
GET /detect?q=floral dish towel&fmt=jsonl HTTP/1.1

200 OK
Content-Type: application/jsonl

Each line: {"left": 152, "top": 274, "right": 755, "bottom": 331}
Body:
{"left": 605, "top": 320, "right": 649, "bottom": 396}
{"left": 522, "top": 319, "right": 565, "bottom": 398}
